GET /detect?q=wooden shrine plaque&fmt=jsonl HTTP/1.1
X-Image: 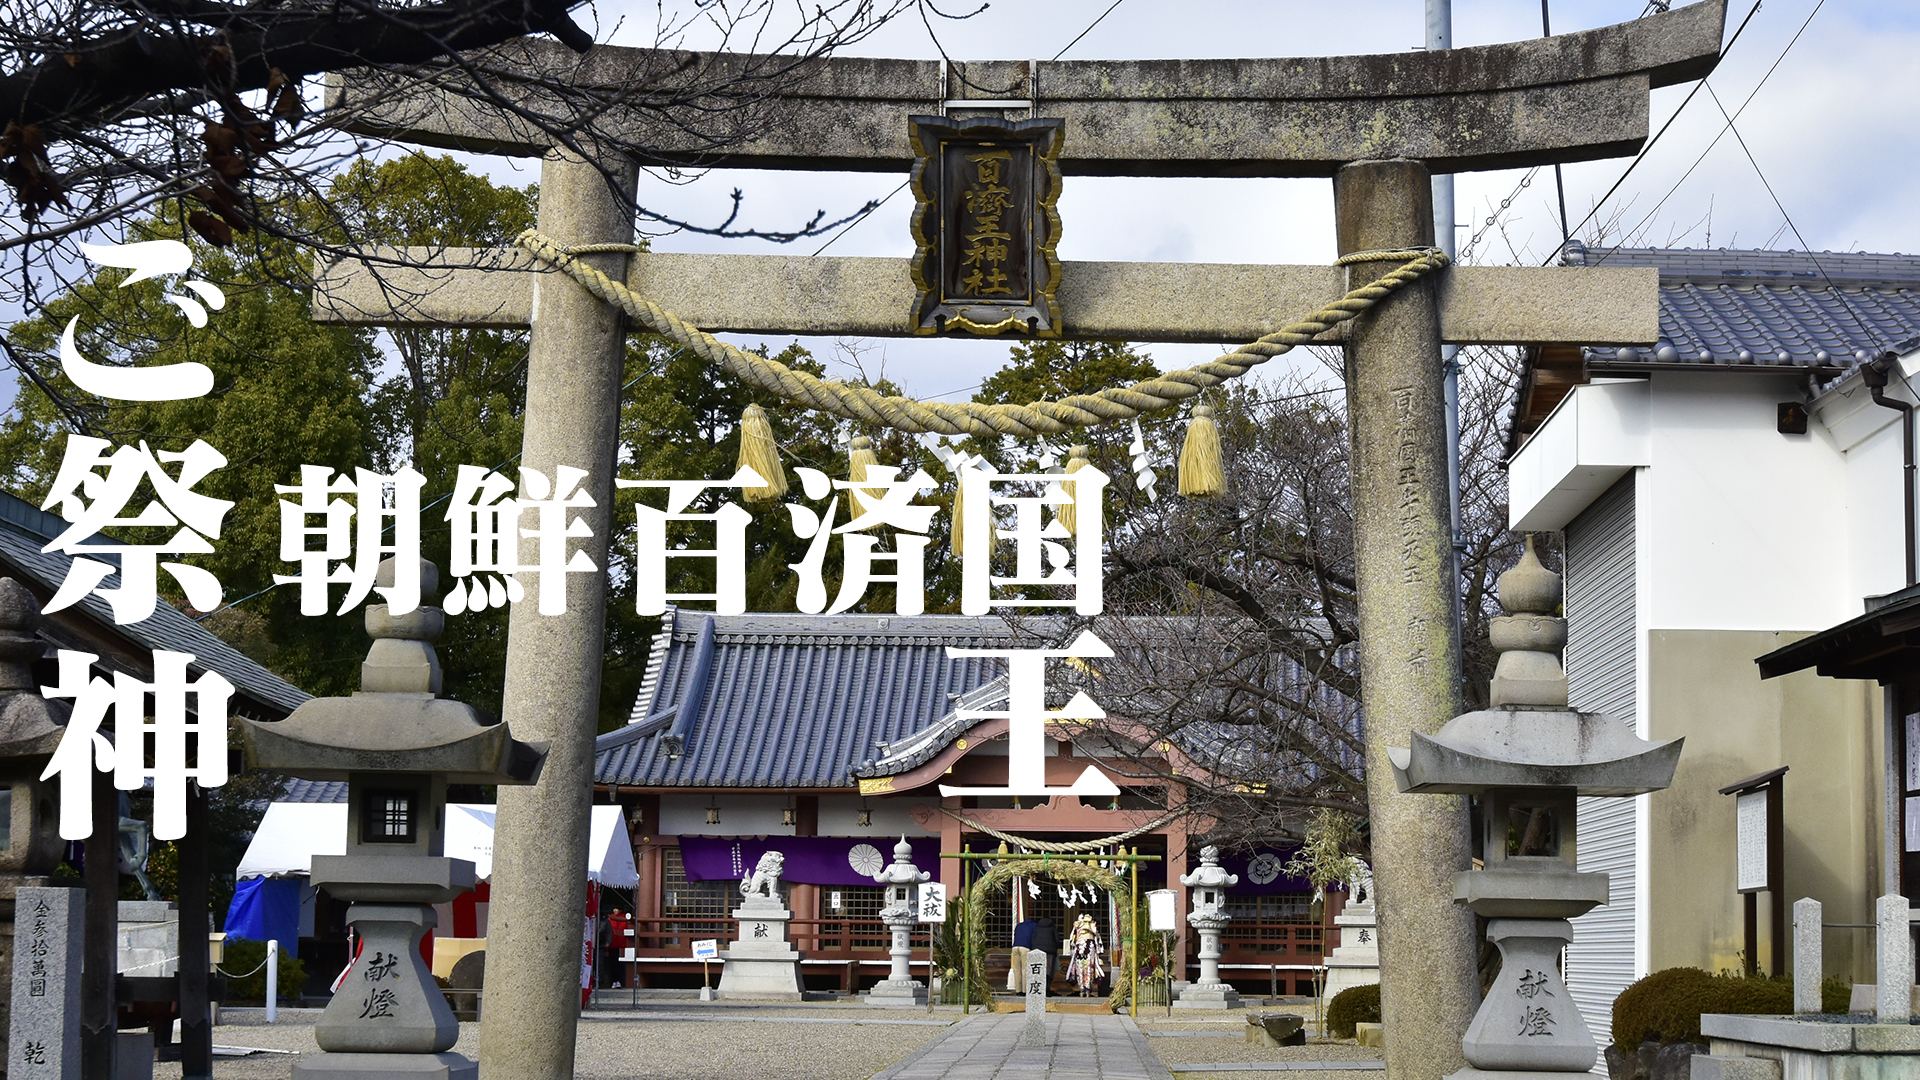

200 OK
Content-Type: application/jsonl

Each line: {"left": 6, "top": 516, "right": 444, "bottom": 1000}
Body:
{"left": 908, "top": 114, "right": 1064, "bottom": 337}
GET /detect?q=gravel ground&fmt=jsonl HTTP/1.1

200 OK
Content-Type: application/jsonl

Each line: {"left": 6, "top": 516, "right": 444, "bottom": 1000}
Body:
{"left": 153, "top": 1008, "right": 953, "bottom": 1080}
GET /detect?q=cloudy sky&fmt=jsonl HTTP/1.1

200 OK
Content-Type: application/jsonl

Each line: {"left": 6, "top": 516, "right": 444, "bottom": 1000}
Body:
{"left": 497, "top": 0, "right": 1918, "bottom": 401}
{"left": 6, "top": 1, "right": 1909, "bottom": 420}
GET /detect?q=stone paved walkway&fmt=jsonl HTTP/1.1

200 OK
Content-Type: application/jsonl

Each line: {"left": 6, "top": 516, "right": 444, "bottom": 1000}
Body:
{"left": 873, "top": 1013, "right": 1174, "bottom": 1080}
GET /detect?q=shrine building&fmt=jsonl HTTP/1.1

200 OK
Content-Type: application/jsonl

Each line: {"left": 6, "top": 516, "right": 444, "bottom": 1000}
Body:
{"left": 591, "top": 609, "right": 1345, "bottom": 995}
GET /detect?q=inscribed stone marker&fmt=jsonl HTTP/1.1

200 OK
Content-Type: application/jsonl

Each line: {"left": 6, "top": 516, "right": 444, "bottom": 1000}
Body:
{"left": 10, "top": 887, "right": 81, "bottom": 1080}
{"left": 1022, "top": 950, "right": 1048, "bottom": 1046}
{"left": 1793, "top": 897, "right": 1821, "bottom": 1015}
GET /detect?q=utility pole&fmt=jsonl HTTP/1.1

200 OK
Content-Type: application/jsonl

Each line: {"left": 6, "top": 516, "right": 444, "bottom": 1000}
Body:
{"left": 1428, "top": 0, "right": 1464, "bottom": 640}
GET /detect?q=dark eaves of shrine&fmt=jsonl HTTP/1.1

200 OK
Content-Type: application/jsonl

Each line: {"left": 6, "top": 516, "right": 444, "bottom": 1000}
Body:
{"left": 1754, "top": 581, "right": 1920, "bottom": 685}
{"left": 0, "top": 489, "right": 311, "bottom": 721}
{"left": 1507, "top": 245, "right": 1920, "bottom": 453}
{"left": 594, "top": 609, "right": 1012, "bottom": 790}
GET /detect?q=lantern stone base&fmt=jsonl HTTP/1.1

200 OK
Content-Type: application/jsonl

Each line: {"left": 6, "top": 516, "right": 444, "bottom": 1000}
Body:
{"left": 864, "top": 978, "right": 928, "bottom": 1005}
{"left": 718, "top": 902, "right": 805, "bottom": 1001}
{"left": 292, "top": 1052, "right": 476, "bottom": 1080}
{"left": 316, "top": 904, "right": 459, "bottom": 1055}
{"left": 1461, "top": 919, "right": 1595, "bottom": 1073}
{"left": 1174, "top": 982, "right": 1245, "bottom": 1010}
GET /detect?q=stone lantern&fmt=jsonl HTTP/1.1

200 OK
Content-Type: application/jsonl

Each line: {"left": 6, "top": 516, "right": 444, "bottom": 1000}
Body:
{"left": 0, "top": 580, "right": 71, "bottom": 1062}
{"left": 1389, "top": 538, "right": 1680, "bottom": 1077}
{"left": 241, "top": 560, "right": 543, "bottom": 1080}
{"left": 866, "top": 837, "right": 929, "bottom": 1005}
{"left": 1175, "top": 845, "right": 1243, "bottom": 1010}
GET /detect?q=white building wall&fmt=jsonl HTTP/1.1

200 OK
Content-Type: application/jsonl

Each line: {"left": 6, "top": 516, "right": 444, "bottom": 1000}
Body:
{"left": 1636, "top": 371, "right": 1857, "bottom": 632}
{"left": 1513, "top": 355, "right": 1920, "bottom": 626}
{"left": 1507, "top": 357, "right": 1917, "bottom": 1052}
{"left": 1813, "top": 361, "right": 1917, "bottom": 606}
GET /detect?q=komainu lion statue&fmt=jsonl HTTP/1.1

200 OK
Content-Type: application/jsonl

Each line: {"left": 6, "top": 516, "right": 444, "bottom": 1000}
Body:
{"left": 741, "top": 851, "right": 785, "bottom": 899}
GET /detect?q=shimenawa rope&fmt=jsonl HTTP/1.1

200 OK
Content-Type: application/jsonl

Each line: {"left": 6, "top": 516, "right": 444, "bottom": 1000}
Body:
{"left": 514, "top": 230, "right": 1447, "bottom": 439}
{"left": 938, "top": 807, "right": 1186, "bottom": 853}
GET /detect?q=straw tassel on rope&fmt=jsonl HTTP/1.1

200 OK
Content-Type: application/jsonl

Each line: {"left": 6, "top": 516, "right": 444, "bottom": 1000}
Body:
{"left": 848, "top": 435, "right": 884, "bottom": 506}
{"left": 1178, "top": 404, "right": 1225, "bottom": 497}
{"left": 1058, "top": 444, "right": 1091, "bottom": 535}
{"left": 737, "top": 403, "right": 787, "bottom": 503}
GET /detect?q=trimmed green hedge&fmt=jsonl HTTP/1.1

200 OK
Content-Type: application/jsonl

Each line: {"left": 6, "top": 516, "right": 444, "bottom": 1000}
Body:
{"left": 1327, "top": 982, "right": 1381, "bottom": 1039}
{"left": 1611, "top": 968, "right": 1851, "bottom": 1048}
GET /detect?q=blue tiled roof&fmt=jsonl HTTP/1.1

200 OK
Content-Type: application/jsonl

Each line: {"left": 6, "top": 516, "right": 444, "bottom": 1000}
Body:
{"left": 0, "top": 490, "right": 311, "bottom": 718}
{"left": 595, "top": 611, "right": 1011, "bottom": 789}
{"left": 1568, "top": 245, "right": 1920, "bottom": 371}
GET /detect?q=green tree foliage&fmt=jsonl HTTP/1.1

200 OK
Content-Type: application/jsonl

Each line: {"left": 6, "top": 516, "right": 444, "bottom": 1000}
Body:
{"left": 0, "top": 212, "right": 383, "bottom": 694}
{"left": 966, "top": 339, "right": 1163, "bottom": 474}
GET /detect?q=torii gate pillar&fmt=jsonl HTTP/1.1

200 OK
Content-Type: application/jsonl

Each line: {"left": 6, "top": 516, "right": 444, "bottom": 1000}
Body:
{"left": 1337, "top": 159, "right": 1476, "bottom": 1078}
{"left": 477, "top": 151, "right": 636, "bottom": 1080}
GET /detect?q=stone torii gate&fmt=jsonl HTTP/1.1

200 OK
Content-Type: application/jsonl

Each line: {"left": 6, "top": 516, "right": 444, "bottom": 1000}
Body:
{"left": 312, "top": 4, "right": 1725, "bottom": 1078}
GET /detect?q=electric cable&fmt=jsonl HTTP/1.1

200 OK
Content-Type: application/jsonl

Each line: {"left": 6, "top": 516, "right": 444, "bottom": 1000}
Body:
{"left": 1594, "top": 0, "right": 1823, "bottom": 264}
{"left": 1550, "top": 0, "right": 1768, "bottom": 264}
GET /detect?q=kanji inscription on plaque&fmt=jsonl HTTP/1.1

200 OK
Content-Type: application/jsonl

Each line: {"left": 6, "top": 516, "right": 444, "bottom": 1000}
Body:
{"left": 907, "top": 114, "right": 1063, "bottom": 337}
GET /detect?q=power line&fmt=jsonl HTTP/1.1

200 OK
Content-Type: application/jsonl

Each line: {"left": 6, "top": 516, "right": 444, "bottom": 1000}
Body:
{"left": 1703, "top": 81, "right": 1887, "bottom": 354}
{"left": 809, "top": 180, "right": 909, "bottom": 255}
{"left": 1550, "top": 0, "right": 1767, "bottom": 264}
{"left": 1458, "top": 169, "right": 1538, "bottom": 264}
{"left": 1591, "top": 0, "right": 1824, "bottom": 264}
{"left": 1052, "top": 0, "right": 1126, "bottom": 61}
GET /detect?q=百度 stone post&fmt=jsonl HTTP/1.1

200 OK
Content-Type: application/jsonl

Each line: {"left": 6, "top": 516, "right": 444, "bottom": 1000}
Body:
{"left": 476, "top": 150, "right": 638, "bottom": 1080}
{"left": 1021, "top": 950, "right": 1048, "bottom": 1046}
{"left": 1335, "top": 157, "right": 1478, "bottom": 1080}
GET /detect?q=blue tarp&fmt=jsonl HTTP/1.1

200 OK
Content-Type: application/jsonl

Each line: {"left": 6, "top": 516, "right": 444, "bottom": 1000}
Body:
{"left": 224, "top": 877, "right": 301, "bottom": 958}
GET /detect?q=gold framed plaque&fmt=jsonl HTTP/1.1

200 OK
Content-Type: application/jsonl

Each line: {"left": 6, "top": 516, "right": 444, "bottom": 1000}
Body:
{"left": 907, "top": 114, "right": 1064, "bottom": 337}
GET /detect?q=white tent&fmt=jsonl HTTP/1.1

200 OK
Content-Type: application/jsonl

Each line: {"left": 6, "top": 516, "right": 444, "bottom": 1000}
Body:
{"left": 237, "top": 802, "right": 639, "bottom": 889}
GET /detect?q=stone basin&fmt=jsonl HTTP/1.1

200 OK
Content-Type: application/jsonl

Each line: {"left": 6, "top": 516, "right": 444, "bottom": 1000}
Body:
{"left": 1698, "top": 1012, "right": 1920, "bottom": 1079}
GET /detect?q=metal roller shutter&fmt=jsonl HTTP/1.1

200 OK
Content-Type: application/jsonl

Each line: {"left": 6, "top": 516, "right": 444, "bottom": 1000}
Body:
{"left": 1562, "top": 473, "right": 1639, "bottom": 1063}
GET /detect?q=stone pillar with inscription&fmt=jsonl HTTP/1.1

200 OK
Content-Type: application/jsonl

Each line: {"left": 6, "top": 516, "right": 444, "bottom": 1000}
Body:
{"left": 1322, "top": 864, "right": 1380, "bottom": 1001}
{"left": 240, "top": 560, "right": 544, "bottom": 1080}
{"left": 1389, "top": 538, "right": 1682, "bottom": 1079}
{"left": 9, "top": 888, "right": 81, "bottom": 1080}
{"left": 1337, "top": 158, "right": 1479, "bottom": 1078}
{"left": 1020, "top": 950, "right": 1049, "bottom": 1047}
